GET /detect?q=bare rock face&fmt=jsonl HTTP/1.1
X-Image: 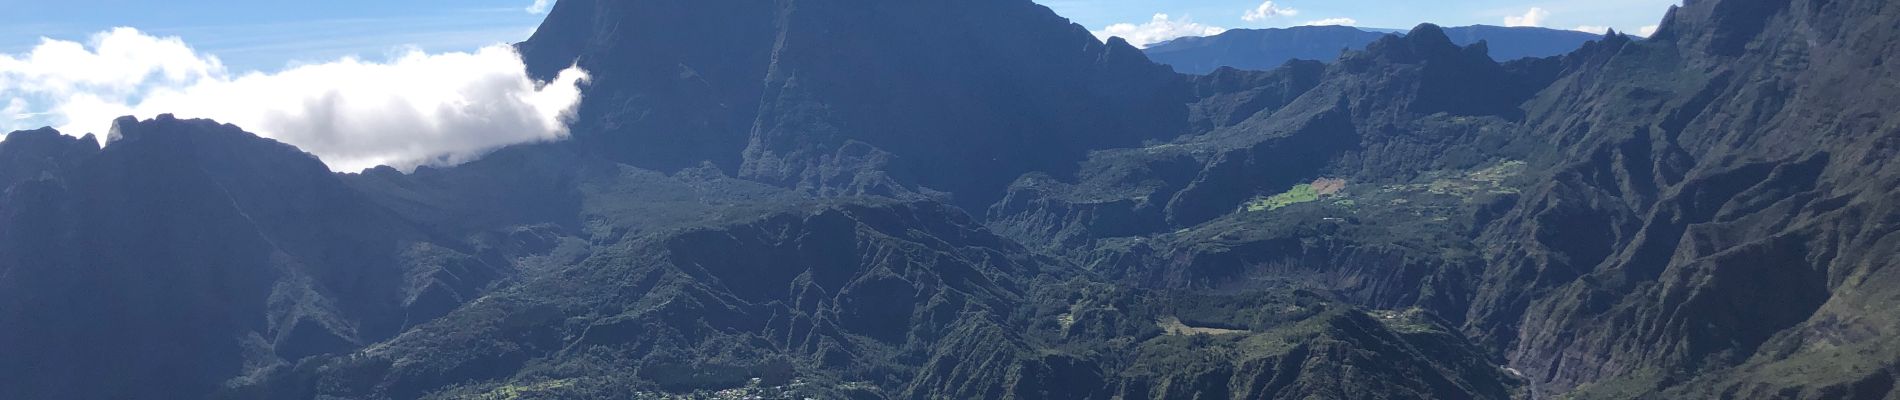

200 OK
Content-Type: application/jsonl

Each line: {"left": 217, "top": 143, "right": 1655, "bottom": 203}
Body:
{"left": 518, "top": 0, "right": 1191, "bottom": 208}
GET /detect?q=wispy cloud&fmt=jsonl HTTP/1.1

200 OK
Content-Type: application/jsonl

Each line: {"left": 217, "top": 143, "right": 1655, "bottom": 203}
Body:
{"left": 1, "top": 28, "right": 589, "bottom": 172}
{"left": 1303, "top": 18, "right": 1359, "bottom": 27}
{"left": 526, "top": 0, "right": 554, "bottom": 14}
{"left": 3, "top": 98, "right": 27, "bottom": 120}
{"left": 43, "top": 9, "right": 545, "bottom": 74}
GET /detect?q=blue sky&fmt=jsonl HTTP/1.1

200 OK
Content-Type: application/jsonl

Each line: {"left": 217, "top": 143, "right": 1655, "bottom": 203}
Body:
{"left": 0, "top": 0, "right": 1681, "bottom": 171}
{"left": 2, "top": 0, "right": 1680, "bottom": 72}
{"left": 0, "top": 0, "right": 549, "bottom": 72}
{"left": 1048, "top": 0, "right": 1678, "bottom": 32}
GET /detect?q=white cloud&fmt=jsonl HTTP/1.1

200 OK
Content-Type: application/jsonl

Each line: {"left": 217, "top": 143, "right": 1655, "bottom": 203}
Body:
{"left": 0, "top": 28, "right": 222, "bottom": 99}
{"left": 1303, "top": 18, "right": 1359, "bottom": 27}
{"left": 1243, "top": 1, "right": 1299, "bottom": 22}
{"left": 3, "top": 98, "right": 27, "bottom": 120}
{"left": 1504, "top": 7, "right": 1550, "bottom": 27}
{"left": 1639, "top": 25, "right": 1660, "bottom": 37}
{"left": 526, "top": 0, "right": 553, "bottom": 14}
{"left": 1093, "top": 14, "right": 1228, "bottom": 48}
{"left": 0, "top": 27, "right": 589, "bottom": 172}
{"left": 1574, "top": 25, "right": 1611, "bottom": 34}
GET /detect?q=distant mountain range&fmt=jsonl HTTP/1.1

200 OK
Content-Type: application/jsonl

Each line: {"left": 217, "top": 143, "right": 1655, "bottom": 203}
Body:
{"left": 7, "top": 0, "right": 1900, "bottom": 398}
{"left": 1145, "top": 25, "right": 1606, "bottom": 74}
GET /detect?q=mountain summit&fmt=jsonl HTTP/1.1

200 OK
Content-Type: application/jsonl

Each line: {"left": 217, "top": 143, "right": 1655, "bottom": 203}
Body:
{"left": 4, "top": 0, "right": 1900, "bottom": 398}
{"left": 518, "top": 0, "right": 1189, "bottom": 207}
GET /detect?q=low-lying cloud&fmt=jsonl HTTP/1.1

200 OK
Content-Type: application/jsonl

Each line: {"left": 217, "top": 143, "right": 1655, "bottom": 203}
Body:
{"left": 1303, "top": 18, "right": 1359, "bottom": 27}
{"left": 0, "top": 27, "right": 588, "bottom": 172}
{"left": 1093, "top": 14, "right": 1228, "bottom": 48}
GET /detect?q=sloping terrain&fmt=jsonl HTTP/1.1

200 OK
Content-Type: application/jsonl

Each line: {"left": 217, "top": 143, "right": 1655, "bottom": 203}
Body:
{"left": 517, "top": 0, "right": 1190, "bottom": 207}
{"left": 3, "top": 0, "right": 1899, "bottom": 398}
{"left": 0, "top": 116, "right": 509, "bottom": 399}
{"left": 1467, "top": 0, "right": 1900, "bottom": 396}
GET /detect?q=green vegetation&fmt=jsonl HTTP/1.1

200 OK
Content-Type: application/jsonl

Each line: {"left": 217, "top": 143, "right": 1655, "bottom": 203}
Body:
{"left": 1371, "top": 308, "right": 1440, "bottom": 334}
{"left": 1157, "top": 316, "right": 1250, "bottom": 336}
{"left": 474, "top": 379, "right": 577, "bottom": 400}
{"left": 1244, "top": 183, "right": 1320, "bottom": 212}
{"left": 1242, "top": 178, "right": 1351, "bottom": 213}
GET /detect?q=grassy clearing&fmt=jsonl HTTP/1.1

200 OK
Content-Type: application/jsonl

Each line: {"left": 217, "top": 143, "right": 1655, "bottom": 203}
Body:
{"left": 476, "top": 379, "right": 577, "bottom": 400}
{"left": 1245, "top": 184, "right": 1319, "bottom": 212}
{"left": 1244, "top": 178, "right": 1351, "bottom": 213}
{"left": 1157, "top": 316, "right": 1251, "bottom": 336}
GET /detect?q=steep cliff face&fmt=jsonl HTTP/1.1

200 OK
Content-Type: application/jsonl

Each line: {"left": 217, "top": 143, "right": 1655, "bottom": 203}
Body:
{"left": 519, "top": 0, "right": 1190, "bottom": 207}
{"left": 0, "top": 116, "right": 508, "bottom": 399}
{"left": 7, "top": 0, "right": 1900, "bottom": 398}
{"left": 998, "top": 0, "right": 1900, "bottom": 396}
{"left": 989, "top": 25, "right": 1553, "bottom": 280}
{"left": 1466, "top": 0, "right": 1900, "bottom": 396}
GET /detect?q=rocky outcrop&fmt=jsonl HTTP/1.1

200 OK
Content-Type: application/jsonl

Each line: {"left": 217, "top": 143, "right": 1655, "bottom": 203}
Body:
{"left": 0, "top": 127, "right": 97, "bottom": 188}
{"left": 1463, "top": 0, "right": 1900, "bottom": 396}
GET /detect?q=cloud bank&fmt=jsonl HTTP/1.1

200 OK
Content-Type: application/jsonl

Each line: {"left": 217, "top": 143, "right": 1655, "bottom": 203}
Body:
{"left": 1093, "top": 14, "right": 1228, "bottom": 48}
{"left": 1242, "top": 1, "right": 1299, "bottom": 22}
{"left": 1303, "top": 18, "right": 1359, "bottom": 27}
{"left": 0, "top": 27, "right": 588, "bottom": 172}
{"left": 1575, "top": 25, "right": 1611, "bottom": 34}
{"left": 1505, "top": 7, "right": 1551, "bottom": 27}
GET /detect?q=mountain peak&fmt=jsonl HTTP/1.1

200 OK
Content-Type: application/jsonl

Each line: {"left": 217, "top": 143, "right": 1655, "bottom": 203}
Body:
{"left": 0, "top": 127, "right": 99, "bottom": 187}
{"left": 516, "top": 0, "right": 1188, "bottom": 207}
{"left": 1356, "top": 22, "right": 1483, "bottom": 65}
{"left": 1406, "top": 23, "right": 1455, "bottom": 48}
{"left": 2, "top": 127, "right": 96, "bottom": 153}
{"left": 96, "top": 115, "right": 333, "bottom": 180}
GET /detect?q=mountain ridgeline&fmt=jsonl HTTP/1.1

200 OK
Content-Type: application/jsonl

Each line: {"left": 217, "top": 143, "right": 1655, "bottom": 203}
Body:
{"left": 1145, "top": 25, "right": 1604, "bottom": 75}
{"left": 2, "top": 0, "right": 1898, "bottom": 399}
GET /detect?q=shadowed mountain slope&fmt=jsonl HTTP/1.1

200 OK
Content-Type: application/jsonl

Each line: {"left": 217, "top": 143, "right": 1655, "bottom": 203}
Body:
{"left": 517, "top": 0, "right": 1190, "bottom": 208}
{"left": 0, "top": 116, "right": 510, "bottom": 399}
{"left": 4, "top": 0, "right": 1900, "bottom": 398}
{"left": 1146, "top": 25, "right": 1602, "bottom": 74}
